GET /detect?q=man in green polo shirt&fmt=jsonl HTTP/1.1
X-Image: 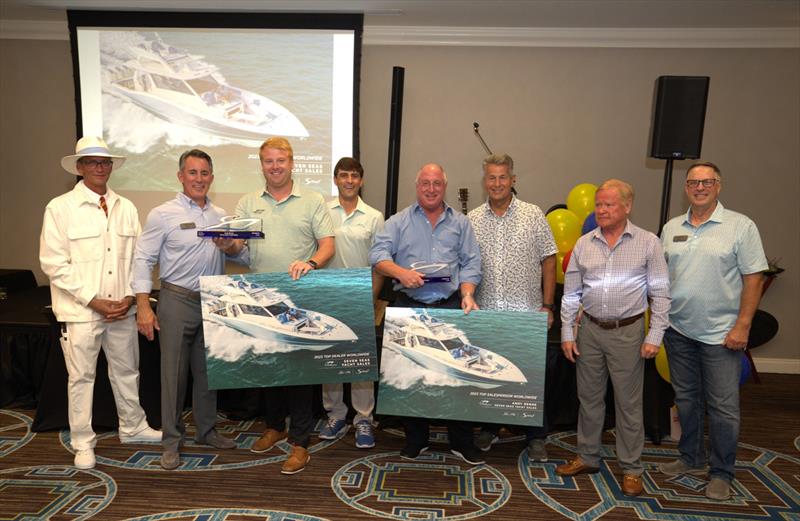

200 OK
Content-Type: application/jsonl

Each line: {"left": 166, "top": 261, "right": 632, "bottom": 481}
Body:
{"left": 236, "top": 136, "right": 335, "bottom": 475}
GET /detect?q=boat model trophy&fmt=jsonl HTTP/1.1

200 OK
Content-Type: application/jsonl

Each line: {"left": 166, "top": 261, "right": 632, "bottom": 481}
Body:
{"left": 197, "top": 215, "right": 264, "bottom": 239}
{"left": 410, "top": 261, "right": 451, "bottom": 283}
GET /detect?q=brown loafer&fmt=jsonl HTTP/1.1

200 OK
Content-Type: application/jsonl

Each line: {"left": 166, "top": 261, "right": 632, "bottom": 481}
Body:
{"left": 281, "top": 445, "right": 310, "bottom": 475}
{"left": 622, "top": 474, "right": 643, "bottom": 496}
{"left": 250, "top": 428, "right": 288, "bottom": 453}
{"left": 555, "top": 457, "right": 599, "bottom": 476}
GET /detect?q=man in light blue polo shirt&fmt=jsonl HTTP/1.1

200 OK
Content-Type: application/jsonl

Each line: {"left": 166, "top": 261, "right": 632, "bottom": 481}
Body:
{"left": 319, "top": 157, "right": 384, "bottom": 449}
{"left": 659, "top": 161, "right": 767, "bottom": 501}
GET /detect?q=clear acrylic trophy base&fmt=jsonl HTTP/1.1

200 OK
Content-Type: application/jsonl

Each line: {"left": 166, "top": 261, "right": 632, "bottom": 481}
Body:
{"left": 197, "top": 217, "right": 264, "bottom": 239}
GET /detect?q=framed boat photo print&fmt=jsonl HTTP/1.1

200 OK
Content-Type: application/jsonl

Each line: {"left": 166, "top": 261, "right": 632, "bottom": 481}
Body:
{"left": 199, "top": 268, "right": 377, "bottom": 389}
{"left": 376, "top": 308, "right": 547, "bottom": 427}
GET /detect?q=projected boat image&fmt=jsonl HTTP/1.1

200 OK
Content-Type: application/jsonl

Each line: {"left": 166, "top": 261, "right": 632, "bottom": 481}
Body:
{"left": 101, "top": 34, "right": 308, "bottom": 140}
{"left": 206, "top": 279, "right": 356, "bottom": 350}
{"left": 384, "top": 312, "right": 527, "bottom": 388}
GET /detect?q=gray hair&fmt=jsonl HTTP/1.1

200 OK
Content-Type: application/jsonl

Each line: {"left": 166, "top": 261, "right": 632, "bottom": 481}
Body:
{"left": 415, "top": 162, "right": 448, "bottom": 184}
{"left": 179, "top": 149, "right": 213, "bottom": 173}
{"left": 482, "top": 153, "right": 514, "bottom": 175}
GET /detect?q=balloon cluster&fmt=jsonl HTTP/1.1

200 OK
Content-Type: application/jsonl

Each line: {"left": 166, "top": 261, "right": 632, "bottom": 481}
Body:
{"left": 546, "top": 183, "right": 598, "bottom": 283}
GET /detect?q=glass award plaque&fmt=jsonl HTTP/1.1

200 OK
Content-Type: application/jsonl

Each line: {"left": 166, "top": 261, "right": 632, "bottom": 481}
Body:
{"left": 410, "top": 261, "right": 451, "bottom": 283}
{"left": 197, "top": 216, "right": 264, "bottom": 239}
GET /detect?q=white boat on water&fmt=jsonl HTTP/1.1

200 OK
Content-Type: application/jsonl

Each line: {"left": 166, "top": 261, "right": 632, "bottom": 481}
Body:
{"left": 205, "top": 279, "right": 356, "bottom": 350}
{"left": 102, "top": 34, "right": 308, "bottom": 141}
{"left": 383, "top": 312, "right": 527, "bottom": 388}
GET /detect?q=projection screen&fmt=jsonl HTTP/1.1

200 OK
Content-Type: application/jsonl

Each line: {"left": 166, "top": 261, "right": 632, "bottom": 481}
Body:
{"left": 67, "top": 11, "right": 363, "bottom": 220}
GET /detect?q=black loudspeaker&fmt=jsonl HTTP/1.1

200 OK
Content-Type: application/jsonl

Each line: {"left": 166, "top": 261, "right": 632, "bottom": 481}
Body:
{"left": 649, "top": 76, "right": 710, "bottom": 160}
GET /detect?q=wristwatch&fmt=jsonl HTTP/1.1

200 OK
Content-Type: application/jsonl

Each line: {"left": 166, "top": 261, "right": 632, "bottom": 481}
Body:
{"left": 306, "top": 259, "right": 318, "bottom": 270}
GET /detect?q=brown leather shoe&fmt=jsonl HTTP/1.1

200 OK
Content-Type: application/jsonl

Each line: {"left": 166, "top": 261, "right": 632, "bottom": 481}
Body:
{"left": 250, "top": 429, "right": 288, "bottom": 453}
{"left": 622, "top": 474, "right": 643, "bottom": 496}
{"left": 281, "top": 445, "right": 310, "bottom": 474}
{"left": 555, "top": 457, "right": 599, "bottom": 476}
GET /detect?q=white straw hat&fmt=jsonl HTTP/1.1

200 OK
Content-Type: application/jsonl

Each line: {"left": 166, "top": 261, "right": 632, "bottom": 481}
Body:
{"left": 60, "top": 136, "right": 126, "bottom": 176}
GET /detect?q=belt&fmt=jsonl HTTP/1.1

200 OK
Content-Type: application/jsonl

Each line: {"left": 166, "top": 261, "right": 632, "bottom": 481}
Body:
{"left": 160, "top": 280, "right": 201, "bottom": 301}
{"left": 398, "top": 291, "right": 460, "bottom": 308}
{"left": 585, "top": 311, "right": 644, "bottom": 330}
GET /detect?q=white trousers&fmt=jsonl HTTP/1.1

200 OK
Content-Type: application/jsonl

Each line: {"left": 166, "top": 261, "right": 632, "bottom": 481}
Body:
{"left": 59, "top": 316, "right": 149, "bottom": 450}
{"left": 321, "top": 381, "right": 375, "bottom": 425}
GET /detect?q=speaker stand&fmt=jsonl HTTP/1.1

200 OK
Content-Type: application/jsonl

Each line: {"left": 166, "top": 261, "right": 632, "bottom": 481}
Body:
{"left": 657, "top": 158, "right": 674, "bottom": 237}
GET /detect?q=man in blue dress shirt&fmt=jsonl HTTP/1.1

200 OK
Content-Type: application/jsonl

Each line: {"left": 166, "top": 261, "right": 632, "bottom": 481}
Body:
{"left": 369, "top": 162, "right": 483, "bottom": 464}
{"left": 133, "top": 149, "right": 248, "bottom": 470}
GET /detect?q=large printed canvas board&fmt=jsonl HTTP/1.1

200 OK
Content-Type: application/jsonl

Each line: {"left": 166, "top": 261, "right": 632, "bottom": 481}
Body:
{"left": 377, "top": 308, "right": 547, "bottom": 426}
{"left": 200, "top": 269, "right": 377, "bottom": 390}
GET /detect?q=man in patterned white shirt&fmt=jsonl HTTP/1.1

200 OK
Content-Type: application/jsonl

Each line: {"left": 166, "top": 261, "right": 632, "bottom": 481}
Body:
{"left": 467, "top": 153, "right": 557, "bottom": 461}
{"left": 557, "top": 179, "right": 670, "bottom": 497}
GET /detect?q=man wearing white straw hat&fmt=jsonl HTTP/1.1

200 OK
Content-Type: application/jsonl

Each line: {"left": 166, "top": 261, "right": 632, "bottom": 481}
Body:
{"left": 40, "top": 136, "right": 161, "bottom": 470}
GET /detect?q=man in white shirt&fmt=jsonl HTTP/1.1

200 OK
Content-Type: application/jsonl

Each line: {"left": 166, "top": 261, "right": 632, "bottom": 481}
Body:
{"left": 319, "top": 157, "right": 384, "bottom": 448}
{"left": 39, "top": 136, "right": 161, "bottom": 470}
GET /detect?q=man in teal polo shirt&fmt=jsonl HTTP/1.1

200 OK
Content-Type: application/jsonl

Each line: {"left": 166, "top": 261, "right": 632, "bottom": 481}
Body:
{"left": 659, "top": 161, "right": 767, "bottom": 500}
{"left": 235, "top": 136, "right": 335, "bottom": 475}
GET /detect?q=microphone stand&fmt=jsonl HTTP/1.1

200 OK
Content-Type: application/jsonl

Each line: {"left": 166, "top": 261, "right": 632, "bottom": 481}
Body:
{"left": 473, "top": 122, "right": 492, "bottom": 155}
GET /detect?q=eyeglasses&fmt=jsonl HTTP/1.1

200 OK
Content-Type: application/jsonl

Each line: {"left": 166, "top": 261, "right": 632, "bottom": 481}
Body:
{"left": 418, "top": 180, "right": 445, "bottom": 189}
{"left": 686, "top": 178, "right": 718, "bottom": 188}
{"left": 79, "top": 159, "right": 113, "bottom": 169}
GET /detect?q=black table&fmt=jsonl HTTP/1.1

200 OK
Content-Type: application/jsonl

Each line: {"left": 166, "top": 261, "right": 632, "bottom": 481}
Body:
{"left": 0, "top": 285, "right": 161, "bottom": 431}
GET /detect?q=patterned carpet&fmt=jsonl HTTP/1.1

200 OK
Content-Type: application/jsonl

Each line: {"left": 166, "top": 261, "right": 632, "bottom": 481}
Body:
{"left": 1, "top": 373, "right": 798, "bottom": 520}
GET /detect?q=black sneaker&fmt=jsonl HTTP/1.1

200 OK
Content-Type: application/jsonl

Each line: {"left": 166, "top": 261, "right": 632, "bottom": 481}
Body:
{"left": 450, "top": 446, "right": 485, "bottom": 465}
{"left": 400, "top": 445, "right": 429, "bottom": 460}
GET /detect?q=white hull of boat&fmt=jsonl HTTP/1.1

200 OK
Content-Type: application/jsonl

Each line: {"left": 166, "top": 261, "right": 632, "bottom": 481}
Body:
{"left": 385, "top": 341, "right": 527, "bottom": 389}
{"left": 107, "top": 84, "right": 308, "bottom": 140}
{"left": 211, "top": 314, "right": 356, "bottom": 351}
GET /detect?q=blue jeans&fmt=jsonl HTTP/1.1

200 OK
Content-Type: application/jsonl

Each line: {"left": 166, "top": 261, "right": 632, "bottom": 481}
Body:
{"left": 664, "top": 328, "right": 741, "bottom": 482}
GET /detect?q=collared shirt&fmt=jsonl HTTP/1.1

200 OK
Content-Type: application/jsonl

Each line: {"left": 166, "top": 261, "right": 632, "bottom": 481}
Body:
{"left": 132, "top": 193, "right": 247, "bottom": 294}
{"left": 40, "top": 180, "right": 140, "bottom": 322}
{"left": 236, "top": 182, "right": 334, "bottom": 273}
{"left": 662, "top": 202, "right": 767, "bottom": 345}
{"left": 368, "top": 201, "right": 482, "bottom": 304}
{"left": 468, "top": 196, "right": 557, "bottom": 311}
{"left": 561, "top": 220, "right": 670, "bottom": 346}
{"left": 327, "top": 197, "right": 384, "bottom": 268}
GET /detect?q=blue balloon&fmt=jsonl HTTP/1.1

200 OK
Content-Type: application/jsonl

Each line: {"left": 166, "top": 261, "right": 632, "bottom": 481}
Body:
{"left": 739, "top": 352, "right": 752, "bottom": 386}
{"left": 581, "top": 212, "right": 597, "bottom": 234}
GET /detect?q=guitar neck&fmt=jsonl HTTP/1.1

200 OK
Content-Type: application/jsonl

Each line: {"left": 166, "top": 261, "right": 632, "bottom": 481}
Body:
{"left": 458, "top": 188, "right": 469, "bottom": 215}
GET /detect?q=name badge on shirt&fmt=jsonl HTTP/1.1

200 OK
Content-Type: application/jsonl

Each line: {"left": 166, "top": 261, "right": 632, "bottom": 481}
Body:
{"left": 180, "top": 222, "right": 197, "bottom": 230}
{"left": 672, "top": 235, "right": 688, "bottom": 242}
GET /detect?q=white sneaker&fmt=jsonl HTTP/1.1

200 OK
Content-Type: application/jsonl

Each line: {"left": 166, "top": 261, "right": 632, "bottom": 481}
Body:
{"left": 74, "top": 448, "right": 95, "bottom": 469}
{"left": 120, "top": 426, "right": 162, "bottom": 444}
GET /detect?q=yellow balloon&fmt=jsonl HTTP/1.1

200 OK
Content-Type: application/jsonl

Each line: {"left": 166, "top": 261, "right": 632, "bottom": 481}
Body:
{"left": 556, "top": 251, "right": 566, "bottom": 284}
{"left": 567, "top": 183, "right": 598, "bottom": 223}
{"left": 546, "top": 208, "right": 581, "bottom": 253}
{"left": 655, "top": 345, "right": 670, "bottom": 383}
